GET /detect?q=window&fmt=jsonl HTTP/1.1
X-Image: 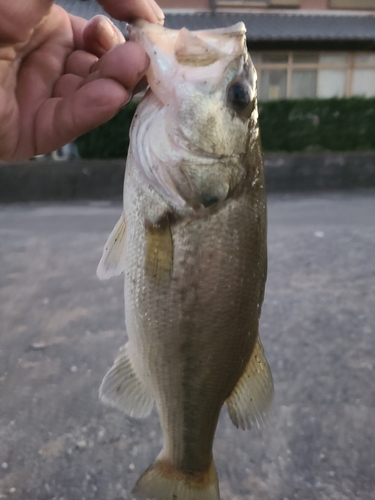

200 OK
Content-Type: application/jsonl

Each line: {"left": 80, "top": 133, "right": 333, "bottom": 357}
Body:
{"left": 329, "top": 0, "right": 375, "bottom": 9}
{"left": 291, "top": 71, "right": 317, "bottom": 98}
{"left": 215, "top": 0, "right": 267, "bottom": 4}
{"left": 253, "top": 51, "right": 375, "bottom": 100}
{"left": 259, "top": 70, "right": 287, "bottom": 100}
{"left": 318, "top": 71, "right": 346, "bottom": 98}
{"left": 269, "top": 0, "right": 300, "bottom": 5}
{"left": 352, "top": 53, "right": 375, "bottom": 97}
{"left": 352, "top": 71, "right": 375, "bottom": 97}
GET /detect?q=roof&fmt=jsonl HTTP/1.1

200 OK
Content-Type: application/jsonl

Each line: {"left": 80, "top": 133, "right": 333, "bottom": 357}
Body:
{"left": 55, "top": 1, "right": 375, "bottom": 43}
{"left": 164, "top": 12, "right": 375, "bottom": 42}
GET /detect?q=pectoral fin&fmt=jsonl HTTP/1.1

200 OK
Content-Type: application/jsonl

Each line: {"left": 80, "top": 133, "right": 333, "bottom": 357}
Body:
{"left": 99, "top": 343, "right": 154, "bottom": 418}
{"left": 226, "top": 336, "right": 274, "bottom": 430}
{"left": 97, "top": 213, "right": 126, "bottom": 280}
{"left": 145, "top": 220, "right": 173, "bottom": 283}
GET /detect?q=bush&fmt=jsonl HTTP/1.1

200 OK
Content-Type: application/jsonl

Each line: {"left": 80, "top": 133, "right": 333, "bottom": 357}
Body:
{"left": 259, "top": 97, "right": 375, "bottom": 152}
{"left": 75, "top": 101, "right": 138, "bottom": 159}
{"left": 74, "top": 97, "right": 375, "bottom": 158}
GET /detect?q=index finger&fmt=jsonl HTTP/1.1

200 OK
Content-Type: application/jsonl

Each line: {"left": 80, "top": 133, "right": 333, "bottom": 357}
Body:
{"left": 97, "top": 0, "right": 164, "bottom": 25}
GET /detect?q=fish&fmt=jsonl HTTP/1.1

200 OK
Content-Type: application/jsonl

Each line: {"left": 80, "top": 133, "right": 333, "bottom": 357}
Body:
{"left": 97, "top": 20, "right": 274, "bottom": 500}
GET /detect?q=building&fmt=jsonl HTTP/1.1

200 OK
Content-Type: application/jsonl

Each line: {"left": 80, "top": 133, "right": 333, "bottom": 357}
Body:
{"left": 57, "top": 0, "right": 375, "bottom": 100}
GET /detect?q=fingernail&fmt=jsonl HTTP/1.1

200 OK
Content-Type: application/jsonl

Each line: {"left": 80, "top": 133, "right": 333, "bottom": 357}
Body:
{"left": 147, "top": 0, "right": 165, "bottom": 24}
{"left": 120, "top": 94, "right": 132, "bottom": 110}
{"left": 141, "top": 53, "right": 151, "bottom": 73}
{"left": 98, "top": 16, "right": 123, "bottom": 51}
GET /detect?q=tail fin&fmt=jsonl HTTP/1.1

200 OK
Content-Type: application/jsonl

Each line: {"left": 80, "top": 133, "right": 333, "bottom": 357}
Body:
{"left": 133, "top": 459, "right": 219, "bottom": 500}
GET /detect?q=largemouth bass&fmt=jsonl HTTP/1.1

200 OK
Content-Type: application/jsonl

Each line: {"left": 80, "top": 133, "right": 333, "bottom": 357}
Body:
{"left": 97, "top": 20, "right": 273, "bottom": 500}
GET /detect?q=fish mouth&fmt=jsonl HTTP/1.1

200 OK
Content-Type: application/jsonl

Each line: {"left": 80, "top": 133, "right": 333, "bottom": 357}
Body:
{"left": 128, "top": 21, "right": 247, "bottom": 106}
{"left": 128, "top": 20, "right": 246, "bottom": 50}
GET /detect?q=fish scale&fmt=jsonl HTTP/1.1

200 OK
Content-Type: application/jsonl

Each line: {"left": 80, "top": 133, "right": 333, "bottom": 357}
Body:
{"left": 97, "top": 20, "right": 274, "bottom": 500}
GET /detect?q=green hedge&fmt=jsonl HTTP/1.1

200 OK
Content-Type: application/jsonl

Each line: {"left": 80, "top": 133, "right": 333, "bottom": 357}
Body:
{"left": 75, "top": 97, "right": 375, "bottom": 158}
{"left": 258, "top": 97, "right": 375, "bottom": 152}
{"left": 75, "top": 101, "right": 138, "bottom": 159}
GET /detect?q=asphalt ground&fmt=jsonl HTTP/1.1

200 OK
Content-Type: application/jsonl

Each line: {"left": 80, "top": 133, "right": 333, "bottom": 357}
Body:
{"left": 0, "top": 191, "right": 374, "bottom": 500}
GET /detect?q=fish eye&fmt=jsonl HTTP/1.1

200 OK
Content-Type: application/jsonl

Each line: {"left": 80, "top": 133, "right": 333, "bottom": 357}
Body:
{"left": 227, "top": 80, "right": 254, "bottom": 116}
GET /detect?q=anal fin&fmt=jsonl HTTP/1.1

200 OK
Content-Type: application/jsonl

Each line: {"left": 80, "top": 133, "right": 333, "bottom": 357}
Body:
{"left": 226, "top": 336, "right": 274, "bottom": 430}
{"left": 97, "top": 213, "right": 126, "bottom": 280}
{"left": 99, "top": 343, "right": 154, "bottom": 418}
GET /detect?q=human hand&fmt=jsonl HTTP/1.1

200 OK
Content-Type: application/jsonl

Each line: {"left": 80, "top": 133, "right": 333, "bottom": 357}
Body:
{"left": 0, "top": 0, "right": 164, "bottom": 162}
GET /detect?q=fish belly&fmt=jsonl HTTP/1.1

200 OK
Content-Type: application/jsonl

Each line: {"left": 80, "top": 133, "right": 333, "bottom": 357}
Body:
{"left": 124, "top": 166, "right": 267, "bottom": 475}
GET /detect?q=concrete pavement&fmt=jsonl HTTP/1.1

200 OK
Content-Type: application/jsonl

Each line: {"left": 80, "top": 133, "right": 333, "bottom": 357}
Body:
{"left": 0, "top": 192, "right": 374, "bottom": 500}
